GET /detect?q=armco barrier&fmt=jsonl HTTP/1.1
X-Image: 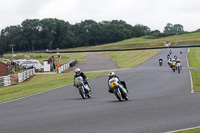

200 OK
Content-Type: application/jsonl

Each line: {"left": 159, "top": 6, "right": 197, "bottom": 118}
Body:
{"left": 0, "top": 75, "right": 11, "bottom": 87}
{"left": 18, "top": 68, "right": 35, "bottom": 83}
{"left": 57, "top": 59, "right": 77, "bottom": 73}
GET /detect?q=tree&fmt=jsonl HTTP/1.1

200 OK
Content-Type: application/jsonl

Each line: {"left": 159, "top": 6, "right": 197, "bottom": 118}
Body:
{"left": 132, "top": 24, "right": 150, "bottom": 37}
{"left": 164, "top": 23, "right": 174, "bottom": 33}
{"left": 164, "top": 23, "right": 184, "bottom": 33}
{"left": 173, "top": 24, "right": 184, "bottom": 33}
{"left": 21, "top": 19, "right": 41, "bottom": 51}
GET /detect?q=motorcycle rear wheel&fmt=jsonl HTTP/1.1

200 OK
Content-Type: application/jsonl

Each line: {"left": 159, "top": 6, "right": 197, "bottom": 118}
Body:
{"left": 124, "top": 94, "right": 128, "bottom": 100}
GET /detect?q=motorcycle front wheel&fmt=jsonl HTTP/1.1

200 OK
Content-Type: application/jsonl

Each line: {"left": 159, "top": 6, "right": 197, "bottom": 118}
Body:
{"left": 178, "top": 67, "right": 180, "bottom": 73}
{"left": 114, "top": 88, "right": 122, "bottom": 101}
{"left": 79, "top": 86, "right": 86, "bottom": 99}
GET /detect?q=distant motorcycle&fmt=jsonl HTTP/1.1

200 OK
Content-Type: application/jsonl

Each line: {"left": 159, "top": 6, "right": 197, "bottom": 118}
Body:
{"left": 180, "top": 50, "right": 182, "bottom": 54}
{"left": 74, "top": 76, "right": 91, "bottom": 99}
{"left": 108, "top": 77, "right": 128, "bottom": 101}
{"left": 167, "top": 54, "right": 170, "bottom": 60}
{"left": 159, "top": 60, "right": 163, "bottom": 66}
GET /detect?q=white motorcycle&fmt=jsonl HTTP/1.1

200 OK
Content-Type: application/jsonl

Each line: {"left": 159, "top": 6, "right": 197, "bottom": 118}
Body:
{"left": 108, "top": 77, "right": 128, "bottom": 101}
{"left": 176, "top": 63, "right": 182, "bottom": 73}
{"left": 74, "top": 76, "right": 91, "bottom": 99}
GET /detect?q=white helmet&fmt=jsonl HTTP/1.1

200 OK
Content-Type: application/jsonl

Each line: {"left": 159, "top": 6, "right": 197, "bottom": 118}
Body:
{"left": 75, "top": 68, "right": 80, "bottom": 73}
{"left": 108, "top": 72, "right": 115, "bottom": 77}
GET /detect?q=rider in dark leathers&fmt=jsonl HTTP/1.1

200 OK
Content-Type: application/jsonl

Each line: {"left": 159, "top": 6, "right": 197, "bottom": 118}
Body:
{"left": 74, "top": 68, "right": 91, "bottom": 91}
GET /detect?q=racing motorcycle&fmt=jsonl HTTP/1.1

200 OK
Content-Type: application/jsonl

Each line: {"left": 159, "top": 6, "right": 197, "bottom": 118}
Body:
{"left": 108, "top": 77, "right": 128, "bottom": 101}
{"left": 159, "top": 60, "right": 163, "bottom": 66}
{"left": 74, "top": 76, "right": 91, "bottom": 99}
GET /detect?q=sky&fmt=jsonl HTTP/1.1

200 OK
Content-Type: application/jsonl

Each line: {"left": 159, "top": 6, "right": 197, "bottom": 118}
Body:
{"left": 1, "top": 0, "right": 200, "bottom": 32}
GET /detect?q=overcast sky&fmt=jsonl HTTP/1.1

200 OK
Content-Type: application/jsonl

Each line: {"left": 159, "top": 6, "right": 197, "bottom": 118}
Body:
{"left": 1, "top": 0, "right": 200, "bottom": 32}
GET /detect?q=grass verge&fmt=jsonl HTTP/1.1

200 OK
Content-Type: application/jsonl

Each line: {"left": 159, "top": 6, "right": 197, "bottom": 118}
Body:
{"left": 188, "top": 47, "right": 200, "bottom": 92}
{"left": 104, "top": 49, "right": 159, "bottom": 68}
{"left": 0, "top": 72, "right": 107, "bottom": 102}
{"left": 188, "top": 48, "right": 200, "bottom": 67}
{"left": 191, "top": 70, "right": 200, "bottom": 92}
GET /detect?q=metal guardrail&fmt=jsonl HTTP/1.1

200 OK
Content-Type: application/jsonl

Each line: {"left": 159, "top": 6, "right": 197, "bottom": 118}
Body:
{"left": 18, "top": 68, "right": 35, "bottom": 83}
{"left": 0, "top": 75, "right": 11, "bottom": 87}
{"left": 57, "top": 59, "right": 77, "bottom": 73}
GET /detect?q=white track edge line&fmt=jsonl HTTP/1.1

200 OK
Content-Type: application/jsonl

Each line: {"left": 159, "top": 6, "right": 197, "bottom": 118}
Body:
{"left": 186, "top": 48, "right": 194, "bottom": 93}
{"left": 164, "top": 125, "right": 200, "bottom": 133}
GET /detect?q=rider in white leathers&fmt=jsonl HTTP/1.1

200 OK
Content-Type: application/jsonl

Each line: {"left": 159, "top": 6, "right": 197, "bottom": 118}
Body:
{"left": 108, "top": 72, "right": 128, "bottom": 93}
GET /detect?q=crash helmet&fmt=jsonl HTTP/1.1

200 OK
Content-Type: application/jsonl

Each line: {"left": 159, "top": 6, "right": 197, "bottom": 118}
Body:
{"left": 75, "top": 68, "right": 81, "bottom": 75}
{"left": 108, "top": 72, "right": 115, "bottom": 78}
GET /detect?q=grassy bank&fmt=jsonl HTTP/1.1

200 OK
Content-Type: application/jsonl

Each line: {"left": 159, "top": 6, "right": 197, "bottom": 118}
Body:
{"left": 104, "top": 49, "right": 159, "bottom": 68}
{"left": 57, "top": 32, "right": 200, "bottom": 52}
{"left": 188, "top": 47, "right": 200, "bottom": 92}
{"left": 0, "top": 72, "right": 107, "bottom": 102}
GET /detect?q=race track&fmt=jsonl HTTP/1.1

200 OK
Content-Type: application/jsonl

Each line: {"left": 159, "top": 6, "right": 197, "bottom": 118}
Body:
{"left": 1, "top": 48, "right": 200, "bottom": 133}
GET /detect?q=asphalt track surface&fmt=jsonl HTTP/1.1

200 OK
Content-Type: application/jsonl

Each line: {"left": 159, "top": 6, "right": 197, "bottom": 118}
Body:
{"left": 1, "top": 48, "right": 200, "bottom": 133}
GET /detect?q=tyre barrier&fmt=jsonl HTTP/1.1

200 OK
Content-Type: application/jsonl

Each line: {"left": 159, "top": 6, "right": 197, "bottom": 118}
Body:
{"left": 57, "top": 59, "right": 77, "bottom": 73}
{"left": 0, "top": 75, "right": 11, "bottom": 87}
{"left": 69, "top": 59, "right": 77, "bottom": 67}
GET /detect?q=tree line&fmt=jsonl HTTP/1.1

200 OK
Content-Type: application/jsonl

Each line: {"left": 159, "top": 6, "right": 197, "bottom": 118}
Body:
{"left": 0, "top": 18, "right": 185, "bottom": 52}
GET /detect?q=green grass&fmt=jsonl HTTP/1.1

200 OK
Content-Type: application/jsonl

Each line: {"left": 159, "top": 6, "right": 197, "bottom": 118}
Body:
{"left": 188, "top": 47, "right": 200, "bottom": 67}
{"left": 104, "top": 49, "right": 159, "bottom": 68}
{"left": 188, "top": 47, "right": 200, "bottom": 92}
{"left": 0, "top": 72, "right": 107, "bottom": 102}
{"left": 191, "top": 70, "right": 200, "bottom": 92}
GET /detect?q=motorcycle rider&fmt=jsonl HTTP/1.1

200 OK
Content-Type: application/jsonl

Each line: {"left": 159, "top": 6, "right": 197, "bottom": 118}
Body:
{"left": 167, "top": 54, "right": 170, "bottom": 60}
{"left": 174, "top": 55, "right": 177, "bottom": 60}
{"left": 168, "top": 57, "right": 173, "bottom": 67}
{"left": 169, "top": 49, "right": 172, "bottom": 55}
{"left": 176, "top": 59, "right": 182, "bottom": 69}
{"left": 159, "top": 57, "right": 163, "bottom": 62}
{"left": 108, "top": 72, "right": 128, "bottom": 93}
{"left": 158, "top": 57, "right": 163, "bottom": 66}
{"left": 74, "top": 68, "right": 91, "bottom": 92}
